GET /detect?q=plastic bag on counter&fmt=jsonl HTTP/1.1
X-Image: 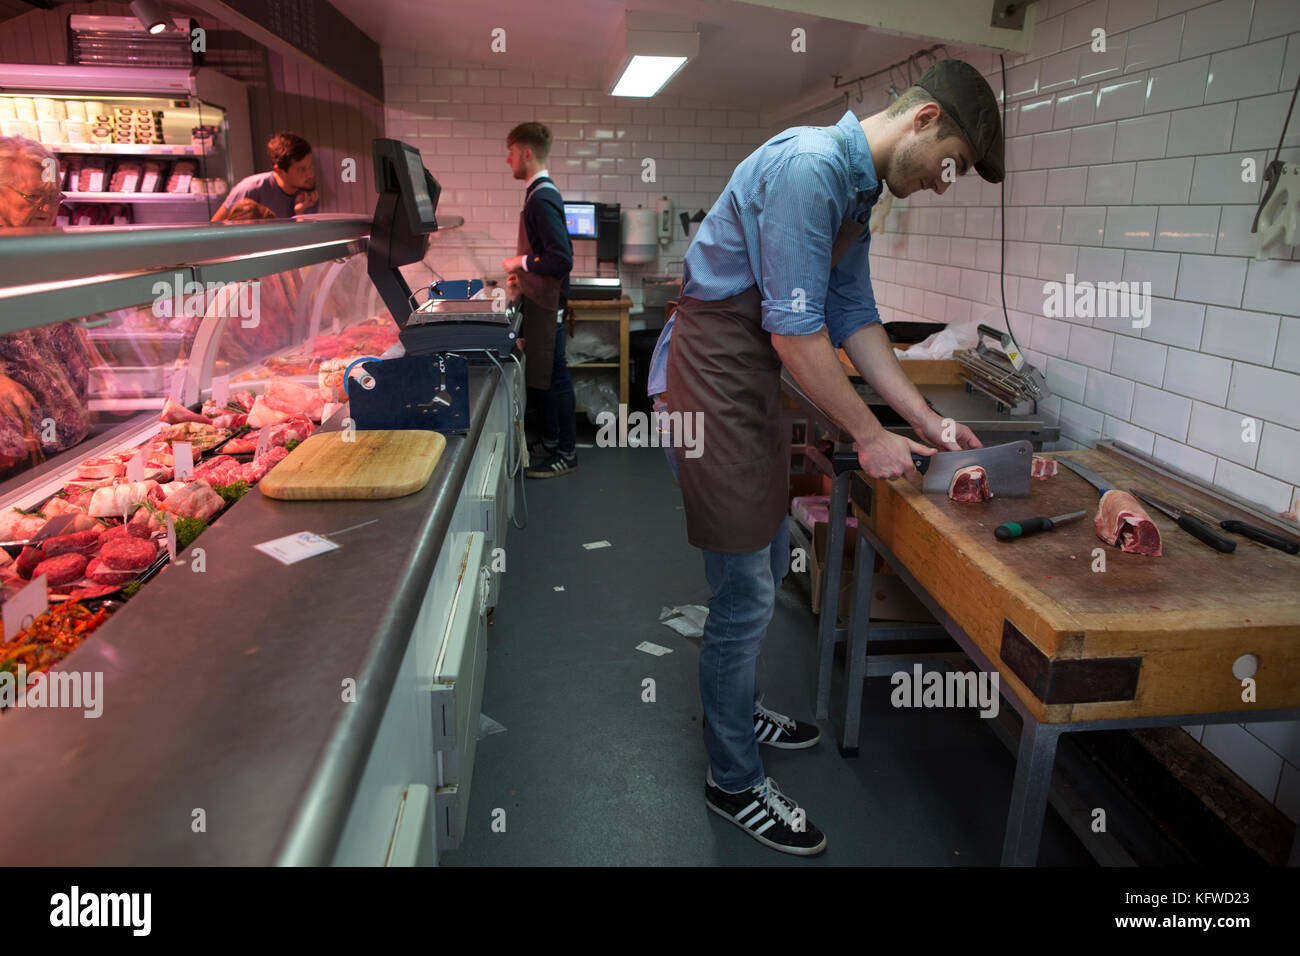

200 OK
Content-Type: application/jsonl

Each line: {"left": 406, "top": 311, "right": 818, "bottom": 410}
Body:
{"left": 571, "top": 371, "right": 618, "bottom": 425}
{"left": 566, "top": 323, "right": 619, "bottom": 364}
{"left": 897, "top": 321, "right": 980, "bottom": 360}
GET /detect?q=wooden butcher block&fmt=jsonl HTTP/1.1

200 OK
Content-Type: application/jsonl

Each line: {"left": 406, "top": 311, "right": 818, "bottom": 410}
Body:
{"left": 260, "top": 430, "right": 446, "bottom": 500}
{"left": 850, "top": 447, "right": 1300, "bottom": 724}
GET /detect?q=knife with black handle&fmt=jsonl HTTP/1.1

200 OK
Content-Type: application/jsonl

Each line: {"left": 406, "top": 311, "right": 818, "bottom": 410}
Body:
{"left": 1183, "top": 505, "right": 1300, "bottom": 554}
{"left": 1131, "top": 490, "right": 1236, "bottom": 553}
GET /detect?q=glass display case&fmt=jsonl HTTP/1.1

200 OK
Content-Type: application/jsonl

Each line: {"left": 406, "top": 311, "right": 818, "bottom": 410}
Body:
{"left": 0, "top": 216, "right": 374, "bottom": 606}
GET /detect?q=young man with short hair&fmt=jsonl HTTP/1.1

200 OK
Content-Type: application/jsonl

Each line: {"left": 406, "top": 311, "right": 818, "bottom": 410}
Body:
{"left": 648, "top": 59, "right": 1003, "bottom": 856}
{"left": 212, "top": 131, "right": 319, "bottom": 222}
{"left": 502, "top": 122, "right": 577, "bottom": 478}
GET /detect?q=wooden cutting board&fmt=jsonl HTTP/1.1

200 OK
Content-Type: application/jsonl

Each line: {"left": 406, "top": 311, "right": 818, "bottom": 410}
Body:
{"left": 259, "top": 430, "right": 446, "bottom": 500}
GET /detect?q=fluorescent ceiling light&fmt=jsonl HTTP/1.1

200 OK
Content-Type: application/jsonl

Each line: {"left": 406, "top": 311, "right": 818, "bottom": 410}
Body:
{"left": 608, "top": 11, "right": 698, "bottom": 98}
{"left": 612, "top": 55, "right": 688, "bottom": 97}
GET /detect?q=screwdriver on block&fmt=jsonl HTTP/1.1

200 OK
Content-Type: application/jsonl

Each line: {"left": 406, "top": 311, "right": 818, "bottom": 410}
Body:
{"left": 994, "top": 510, "right": 1087, "bottom": 541}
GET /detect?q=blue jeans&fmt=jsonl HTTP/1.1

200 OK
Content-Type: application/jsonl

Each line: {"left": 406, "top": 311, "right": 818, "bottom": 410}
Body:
{"left": 539, "top": 319, "right": 576, "bottom": 457}
{"left": 700, "top": 517, "right": 790, "bottom": 792}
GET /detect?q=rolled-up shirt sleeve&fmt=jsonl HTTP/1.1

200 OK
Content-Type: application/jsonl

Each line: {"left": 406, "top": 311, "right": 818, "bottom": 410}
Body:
{"left": 754, "top": 152, "right": 844, "bottom": 336}
{"left": 824, "top": 227, "right": 881, "bottom": 347}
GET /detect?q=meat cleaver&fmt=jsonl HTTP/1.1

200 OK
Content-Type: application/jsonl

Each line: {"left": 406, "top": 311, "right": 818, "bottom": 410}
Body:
{"left": 910, "top": 440, "right": 1033, "bottom": 497}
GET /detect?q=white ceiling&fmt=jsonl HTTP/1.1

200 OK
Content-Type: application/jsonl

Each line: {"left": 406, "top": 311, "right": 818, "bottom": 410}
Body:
{"left": 326, "top": 0, "right": 934, "bottom": 111}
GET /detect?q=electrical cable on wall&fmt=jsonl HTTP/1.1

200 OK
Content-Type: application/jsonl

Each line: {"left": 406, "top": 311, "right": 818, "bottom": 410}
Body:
{"left": 998, "top": 53, "right": 1022, "bottom": 354}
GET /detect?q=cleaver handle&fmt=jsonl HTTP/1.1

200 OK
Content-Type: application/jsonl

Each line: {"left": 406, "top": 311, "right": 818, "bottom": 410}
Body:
{"left": 911, "top": 454, "right": 930, "bottom": 475}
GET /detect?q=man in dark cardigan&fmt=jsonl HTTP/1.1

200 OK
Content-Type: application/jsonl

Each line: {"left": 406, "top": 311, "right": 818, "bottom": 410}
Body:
{"left": 502, "top": 122, "right": 578, "bottom": 479}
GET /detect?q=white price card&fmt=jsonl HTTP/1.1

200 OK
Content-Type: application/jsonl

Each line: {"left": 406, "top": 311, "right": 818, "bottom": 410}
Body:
{"left": 211, "top": 375, "right": 229, "bottom": 407}
{"left": 173, "top": 442, "right": 193, "bottom": 479}
{"left": 165, "top": 511, "right": 177, "bottom": 561}
{"left": 125, "top": 451, "right": 144, "bottom": 482}
{"left": 635, "top": 641, "right": 673, "bottom": 657}
{"left": 4, "top": 575, "right": 48, "bottom": 641}
{"left": 254, "top": 532, "right": 340, "bottom": 565}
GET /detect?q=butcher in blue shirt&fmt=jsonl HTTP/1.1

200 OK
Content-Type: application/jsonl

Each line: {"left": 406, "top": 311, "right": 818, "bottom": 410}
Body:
{"left": 650, "top": 59, "right": 1004, "bottom": 856}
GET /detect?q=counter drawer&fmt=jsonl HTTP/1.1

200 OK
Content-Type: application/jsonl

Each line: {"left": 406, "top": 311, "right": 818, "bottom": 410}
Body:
{"left": 426, "top": 531, "right": 489, "bottom": 849}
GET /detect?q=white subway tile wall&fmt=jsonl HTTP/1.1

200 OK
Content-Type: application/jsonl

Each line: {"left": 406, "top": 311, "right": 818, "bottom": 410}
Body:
{"left": 384, "top": 2, "right": 1300, "bottom": 817}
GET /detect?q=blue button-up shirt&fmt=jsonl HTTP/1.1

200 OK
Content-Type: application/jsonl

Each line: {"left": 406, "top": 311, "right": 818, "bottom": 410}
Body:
{"left": 648, "top": 110, "right": 883, "bottom": 396}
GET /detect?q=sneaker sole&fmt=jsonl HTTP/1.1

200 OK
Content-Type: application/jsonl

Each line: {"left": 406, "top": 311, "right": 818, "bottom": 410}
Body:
{"left": 704, "top": 792, "right": 827, "bottom": 856}
{"left": 758, "top": 732, "right": 821, "bottom": 750}
{"left": 525, "top": 465, "right": 577, "bottom": 479}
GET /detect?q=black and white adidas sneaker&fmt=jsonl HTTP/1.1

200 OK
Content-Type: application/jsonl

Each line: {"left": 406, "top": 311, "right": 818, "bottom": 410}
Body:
{"left": 753, "top": 700, "right": 821, "bottom": 749}
{"left": 525, "top": 451, "right": 577, "bottom": 479}
{"left": 705, "top": 768, "right": 827, "bottom": 856}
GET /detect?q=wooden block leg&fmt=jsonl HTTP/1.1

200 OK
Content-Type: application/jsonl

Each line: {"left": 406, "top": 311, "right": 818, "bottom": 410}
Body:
{"left": 1001, "top": 717, "right": 1062, "bottom": 866}
{"left": 815, "top": 471, "right": 850, "bottom": 719}
{"left": 836, "top": 532, "right": 876, "bottom": 756}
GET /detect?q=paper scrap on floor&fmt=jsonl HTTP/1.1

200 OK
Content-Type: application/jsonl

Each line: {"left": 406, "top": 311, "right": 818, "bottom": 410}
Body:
{"left": 583, "top": 540, "right": 612, "bottom": 550}
{"left": 636, "top": 641, "right": 672, "bottom": 656}
{"left": 478, "top": 713, "right": 507, "bottom": 740}
{"left": 659, "top": 604, "right": 709, "bottom": 638}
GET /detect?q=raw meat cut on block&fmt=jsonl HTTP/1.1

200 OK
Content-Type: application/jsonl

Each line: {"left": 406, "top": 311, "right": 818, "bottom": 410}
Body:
{"left": 948, "top": 465, "right": 992, "bottom": 502}
{"left": 1095, "top": 490, "right": 1162, "bottom": 555}
{"left": 75, "top": 457, "right": 125, "bottom": 480}
{"left": 1032, "top": 456, "right": 1057, "bottom": 479}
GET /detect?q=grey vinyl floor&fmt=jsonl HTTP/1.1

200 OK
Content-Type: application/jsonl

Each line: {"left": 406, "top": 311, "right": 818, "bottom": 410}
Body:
{"left": 440, "top": 442, "right": 1094, "bottom": 867}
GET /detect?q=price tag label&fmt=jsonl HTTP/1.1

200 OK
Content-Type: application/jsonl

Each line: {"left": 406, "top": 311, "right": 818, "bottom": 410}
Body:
{"left": 211, "top": 375, "right": 229, "bottom": 407}
{"left": 4, "top": 575, "right": 49, "bottom": 641}
{"left": 254, "top": 532, "right": 340, "bottom": 565}
{"left": 255, "top": 427, "right": 270, "bottom": 458}
{"left": 126, "top": 451, "right": 145, "bottom": 483}
{"left": 173, "top": 442, "right": 193, "bottom": 479}
{"left": 166, "top": 511, "right": 177, "bottom": 561}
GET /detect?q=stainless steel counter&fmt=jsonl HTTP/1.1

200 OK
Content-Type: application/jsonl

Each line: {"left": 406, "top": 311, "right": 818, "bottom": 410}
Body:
{"left": 0, "top": 365, "right": 501, "bottom": 865}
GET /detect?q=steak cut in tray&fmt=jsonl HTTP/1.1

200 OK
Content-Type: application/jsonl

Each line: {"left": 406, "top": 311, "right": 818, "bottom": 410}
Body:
{"left": 1095, "top": 489, "right": 1162, "bottom": 555}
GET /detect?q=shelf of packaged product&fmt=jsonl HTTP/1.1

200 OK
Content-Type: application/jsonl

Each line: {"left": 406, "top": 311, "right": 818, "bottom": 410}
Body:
{"left": 569, "top": 297, "right": 630, "bottom": 407}
{"left": 63, "top": 191, "right": 225, "bottom": 203}
{"left": 50, "top": 144, "right": 208, "bottom": 156}
{"left": 569, "top": 361, "right": 617, "bottom": 368}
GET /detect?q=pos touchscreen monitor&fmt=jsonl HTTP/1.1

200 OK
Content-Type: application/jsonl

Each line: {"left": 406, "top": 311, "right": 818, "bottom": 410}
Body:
{"left": 369, "top": 138, "right": 442, "bottom": 324}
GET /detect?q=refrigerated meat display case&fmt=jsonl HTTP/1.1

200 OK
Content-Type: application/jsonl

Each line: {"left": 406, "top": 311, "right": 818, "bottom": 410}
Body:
{"left": 0, "top": 217, "right": 522, "bottom": 864}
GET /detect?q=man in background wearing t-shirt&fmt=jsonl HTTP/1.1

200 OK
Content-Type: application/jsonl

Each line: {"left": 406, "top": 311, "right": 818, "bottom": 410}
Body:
{"left": 211, "top": 131, "right": 319, "bottom": 221}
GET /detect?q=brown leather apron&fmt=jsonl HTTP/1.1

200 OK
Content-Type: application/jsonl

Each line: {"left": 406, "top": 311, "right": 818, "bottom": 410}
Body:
{"left": 667, "top": 215, "right": 867, "bottom": 553}
{"left": 516, "top": 179, "right": 563, "bottom": 390}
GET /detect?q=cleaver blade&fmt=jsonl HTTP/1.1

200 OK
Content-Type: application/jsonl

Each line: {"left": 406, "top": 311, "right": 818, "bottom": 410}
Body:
{"left": 912, "top": 440, "right": 1034, "bottom": 497}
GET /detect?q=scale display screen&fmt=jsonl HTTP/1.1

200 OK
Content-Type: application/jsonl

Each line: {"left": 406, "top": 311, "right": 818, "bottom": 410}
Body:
{"left": 565, "top": 202, "right": 596, "bottom": 238}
